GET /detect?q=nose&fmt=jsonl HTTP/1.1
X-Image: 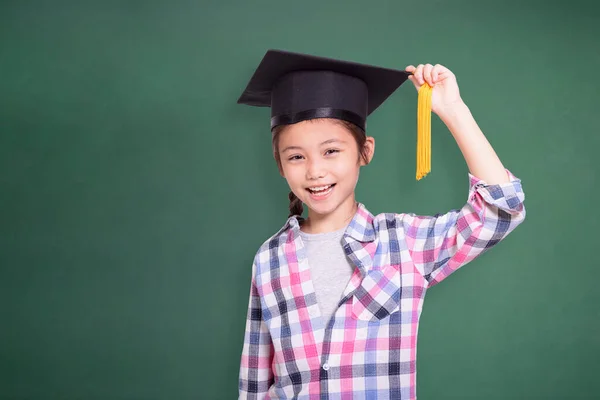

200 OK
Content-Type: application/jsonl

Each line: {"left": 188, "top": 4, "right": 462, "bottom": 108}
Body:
{"left": 306, "top": 158, "right": 326, "bottom": 180}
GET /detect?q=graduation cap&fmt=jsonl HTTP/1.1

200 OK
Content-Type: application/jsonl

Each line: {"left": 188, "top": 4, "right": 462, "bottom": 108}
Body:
{"left": 237, "top": 49, "right": 433, "bottom": 180}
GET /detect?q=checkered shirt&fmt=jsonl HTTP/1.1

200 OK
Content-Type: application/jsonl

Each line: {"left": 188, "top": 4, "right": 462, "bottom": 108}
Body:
{"left": 239, "top": 170, "right": 526, "bottom": 399}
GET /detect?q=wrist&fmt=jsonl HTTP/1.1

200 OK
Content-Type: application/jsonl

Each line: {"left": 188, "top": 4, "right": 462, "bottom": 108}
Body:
{"left": 436, "top": 99, "right": 469, "bottom": 124}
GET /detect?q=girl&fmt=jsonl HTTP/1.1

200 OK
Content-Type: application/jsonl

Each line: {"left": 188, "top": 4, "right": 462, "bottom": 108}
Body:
{"left": 236, "top": 49, "right": 526, "bottom": 400}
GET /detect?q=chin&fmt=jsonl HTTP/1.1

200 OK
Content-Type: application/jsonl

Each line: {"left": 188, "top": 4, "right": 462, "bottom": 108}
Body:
{"left": 307, "top": 203, "right": 338, "bottom": 216}
{"left": 304, "top": 196, "right": 347, "bottom": 216}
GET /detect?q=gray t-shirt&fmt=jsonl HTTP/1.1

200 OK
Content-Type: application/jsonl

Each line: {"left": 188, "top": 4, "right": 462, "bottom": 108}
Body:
{"left": 299, "top": 225, "right": 356, "bottom": 323}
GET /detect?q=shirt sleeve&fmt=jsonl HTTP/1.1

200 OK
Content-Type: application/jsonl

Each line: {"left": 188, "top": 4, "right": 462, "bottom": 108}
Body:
{"left": 238, "top": 260, "right": 274, "bottom": 399}
{"left": 401, "top": 169, "right": 526, "bottom": 287}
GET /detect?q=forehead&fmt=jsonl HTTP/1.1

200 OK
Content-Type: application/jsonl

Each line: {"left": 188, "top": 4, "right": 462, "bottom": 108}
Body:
{"left": 278, "top": 119, "right": 352, "bottom": 147}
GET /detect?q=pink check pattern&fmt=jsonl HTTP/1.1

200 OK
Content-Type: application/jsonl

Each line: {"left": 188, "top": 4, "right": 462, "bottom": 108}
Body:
{"left": 239, "top": 170, "right": 526, "bottom": 399}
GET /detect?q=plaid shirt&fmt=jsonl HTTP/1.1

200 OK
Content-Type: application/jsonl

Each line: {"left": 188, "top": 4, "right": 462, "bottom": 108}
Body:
{"left": 239, "top": 170, "right": 526, "bottom": 399}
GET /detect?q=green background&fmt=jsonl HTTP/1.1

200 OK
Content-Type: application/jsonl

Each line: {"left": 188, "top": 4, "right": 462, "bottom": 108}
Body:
{"left": 1, "top": 1, "right": 598, "bottom": 399}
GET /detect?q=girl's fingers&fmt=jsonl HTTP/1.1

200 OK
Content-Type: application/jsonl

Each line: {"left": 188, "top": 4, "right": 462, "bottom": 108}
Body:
{"left": 406, "top": 63, "right": 456, "bottom": 97}
{"left": 407, "top": 63, "right": 450, "bottom": 87}
{"left": 414, "top": 64, "right": 424, "bottom": 86}
{"left": 423, "top": 64, "right": 433, "bottom": 86}
{"left": 432, "top": 64, "right": 442, "bottom": 84}
{"left": 405, "top": 65, "right": 417, "bottom": 88}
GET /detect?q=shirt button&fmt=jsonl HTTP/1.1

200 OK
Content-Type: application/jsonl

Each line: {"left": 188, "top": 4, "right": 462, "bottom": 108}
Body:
{"left": 322, "top": 363, "right": 330, "bottom": 371}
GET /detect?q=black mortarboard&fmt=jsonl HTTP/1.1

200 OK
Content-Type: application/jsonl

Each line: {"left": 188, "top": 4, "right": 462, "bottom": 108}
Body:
{"left": 237, "top": 49, "right": 411, "bottom": 132}
{"left": 237, "top": 49, "right": 434, "bottom": 180}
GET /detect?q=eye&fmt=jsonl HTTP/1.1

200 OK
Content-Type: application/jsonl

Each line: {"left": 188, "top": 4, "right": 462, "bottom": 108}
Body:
{"left": 325, "top": 149, "right": 340, "bottom": 156}
{"left": 288, "top": 155, "right": 304, "bottom": 161}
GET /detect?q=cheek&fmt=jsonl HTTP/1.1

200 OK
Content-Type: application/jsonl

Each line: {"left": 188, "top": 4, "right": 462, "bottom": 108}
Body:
{"left": 334, "top": 159, "right": 360, "bottom": 182}
{"left": 282, "top": 164, "right": 304, "bottom": 185}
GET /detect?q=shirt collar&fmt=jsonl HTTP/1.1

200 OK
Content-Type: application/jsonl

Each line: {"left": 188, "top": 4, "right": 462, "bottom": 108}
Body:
{"left": 344, "top": 202, "right": 376, "bottom": 242}
{"left": 283, "top": 202, "right": 376, "bottom": 243}
{"left": 281, "top": 202, "right": 377, "bottom": 277}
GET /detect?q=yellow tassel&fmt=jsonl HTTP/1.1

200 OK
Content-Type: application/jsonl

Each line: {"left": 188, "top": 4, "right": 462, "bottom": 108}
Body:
{"left": 416, "top": 82, "right": 432, "bottom": 180}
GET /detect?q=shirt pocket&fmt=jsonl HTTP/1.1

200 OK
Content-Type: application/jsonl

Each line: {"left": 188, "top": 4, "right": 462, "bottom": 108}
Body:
{"left": 351, "top": 265, "right": 401, "bottom": 322}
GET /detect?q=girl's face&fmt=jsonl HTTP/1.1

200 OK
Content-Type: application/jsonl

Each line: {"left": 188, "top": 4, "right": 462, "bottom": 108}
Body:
{"left": 277, "top": 119, "right": 374, "bottom": 219}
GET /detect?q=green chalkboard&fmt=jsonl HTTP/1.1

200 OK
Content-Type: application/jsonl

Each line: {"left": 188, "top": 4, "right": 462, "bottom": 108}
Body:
{"left": 1, "top": 1, "right": 598, "bottom": 399}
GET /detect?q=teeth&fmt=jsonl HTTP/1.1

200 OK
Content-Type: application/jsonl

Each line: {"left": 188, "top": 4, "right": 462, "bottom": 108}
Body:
{"left": 309, "top": 185, "right": 331, "bottom": 191}
{"left": 309, "top": 185, "right": 334, "bottom": 197}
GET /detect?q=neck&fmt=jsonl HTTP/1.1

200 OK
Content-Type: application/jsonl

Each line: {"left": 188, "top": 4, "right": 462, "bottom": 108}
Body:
{"left": 301, "top": 195, "right": 358, "bottom": 234}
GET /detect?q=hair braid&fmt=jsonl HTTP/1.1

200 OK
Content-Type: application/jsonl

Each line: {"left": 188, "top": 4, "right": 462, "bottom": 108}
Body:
{"left": 288, "top": 191, "right": 304, "bottom": 218}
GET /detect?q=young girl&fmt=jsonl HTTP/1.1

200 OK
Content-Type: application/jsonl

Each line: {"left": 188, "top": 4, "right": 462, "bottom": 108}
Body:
{"left": 236, "top": 49, "right": 526, "bottom": 400}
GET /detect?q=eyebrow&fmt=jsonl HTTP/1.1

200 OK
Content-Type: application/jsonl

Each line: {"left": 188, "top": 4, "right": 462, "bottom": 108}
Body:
{"left": 281, "top": 139, "right": 346, "bottom": 154}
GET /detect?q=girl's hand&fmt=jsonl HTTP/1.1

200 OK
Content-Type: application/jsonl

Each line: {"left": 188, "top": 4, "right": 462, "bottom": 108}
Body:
{"left": 405, "top": 64, "right": 464, "bottom": 118}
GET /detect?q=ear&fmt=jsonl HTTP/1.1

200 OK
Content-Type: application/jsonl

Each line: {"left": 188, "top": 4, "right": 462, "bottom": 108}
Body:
{"left": 360, "top": 136, "right": 375, "bottom": 166}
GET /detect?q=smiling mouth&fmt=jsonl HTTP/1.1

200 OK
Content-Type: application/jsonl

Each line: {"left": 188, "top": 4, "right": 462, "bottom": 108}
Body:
{"left": 307, "top": 184, "right": 336, "bottom": 195}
